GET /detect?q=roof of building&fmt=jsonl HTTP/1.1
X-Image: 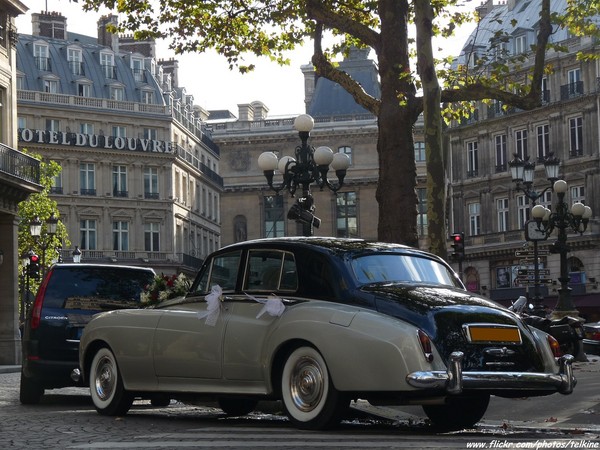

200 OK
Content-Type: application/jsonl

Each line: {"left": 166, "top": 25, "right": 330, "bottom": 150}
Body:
{"left": 307, "top": 47, "right": 380, "bottom": 118}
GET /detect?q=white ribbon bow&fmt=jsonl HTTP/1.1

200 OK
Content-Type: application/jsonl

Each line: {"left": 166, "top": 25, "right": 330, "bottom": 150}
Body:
{"left": 198, "top": 284, "right": 223, "bottom": 326}
{"left": 245, "top": 293, "right": 286, "bottom": 319}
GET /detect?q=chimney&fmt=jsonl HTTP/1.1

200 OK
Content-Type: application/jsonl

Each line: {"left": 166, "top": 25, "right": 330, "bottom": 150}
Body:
{"left": 251, "top": 101, "right": 269, "bottom": 120}
{"left": 97, "top": 15, "right": 119, "bottom": 51}
{"left": 158, "top": 58, "right": 180, "bottom": 89}
{"left": 31, "top": 11, "right": 67, "bottom": 39}
{"left": 238, "top": 103, "right": 255, "bottom": 122}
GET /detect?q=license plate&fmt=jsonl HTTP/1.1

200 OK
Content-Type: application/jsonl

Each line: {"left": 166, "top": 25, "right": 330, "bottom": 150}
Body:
{"left": 464, "top": 324, "right": 522, "bottom": 344}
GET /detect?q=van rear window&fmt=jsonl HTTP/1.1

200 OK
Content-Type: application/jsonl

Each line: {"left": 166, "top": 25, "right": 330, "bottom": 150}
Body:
{"left": 43, "top": 266, "right": 155, "bottom": 310}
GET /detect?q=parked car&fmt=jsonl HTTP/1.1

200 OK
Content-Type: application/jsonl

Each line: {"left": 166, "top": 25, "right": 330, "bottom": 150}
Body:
{"left": 20, "top": 263, "right": 155, "bottom": 404}
{"left": 78, "top": 238, "right": 576, "bottom": 430}
{"left": 583, "top": 322, "right": 600, "bottom": 355}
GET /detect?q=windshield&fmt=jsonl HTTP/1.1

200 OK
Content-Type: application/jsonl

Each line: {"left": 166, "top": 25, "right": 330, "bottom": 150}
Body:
{"left": 350, "top": 254, "right": 461, "bottom": 287}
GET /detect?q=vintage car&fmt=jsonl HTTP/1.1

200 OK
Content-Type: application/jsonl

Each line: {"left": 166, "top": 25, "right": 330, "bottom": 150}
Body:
{"left": 583, "top": 321, "right": 600, "bottom": 355}
{"left": 78, "top": 237, "right": 575, "bottom": 430}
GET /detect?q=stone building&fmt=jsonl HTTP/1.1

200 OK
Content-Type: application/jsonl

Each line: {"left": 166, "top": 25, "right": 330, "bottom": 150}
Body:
{"left": 0, "top": 0, "right": 42, "bottom": 365}
{"left": 447, "top": 0, "right": 600, "bottom": 318}
{"left": 15, "top": 11, "right": 222, "bottom": 275}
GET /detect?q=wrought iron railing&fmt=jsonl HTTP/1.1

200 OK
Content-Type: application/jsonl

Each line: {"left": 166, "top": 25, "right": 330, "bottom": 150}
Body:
{"left": 0, "top": 143, "right": 40, "bottom": 184}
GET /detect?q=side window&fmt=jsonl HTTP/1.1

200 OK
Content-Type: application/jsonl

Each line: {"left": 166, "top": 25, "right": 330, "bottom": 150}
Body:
{"left": 194, "top": 251, "right": 242, "bottom": 294}
{"left": 244, "top": 250, "right": 298, "bottom": 292}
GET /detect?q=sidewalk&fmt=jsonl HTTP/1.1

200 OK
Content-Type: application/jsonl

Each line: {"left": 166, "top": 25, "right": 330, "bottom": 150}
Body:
{"left": 0, "top": 365, "right": 20, "bottom": 374}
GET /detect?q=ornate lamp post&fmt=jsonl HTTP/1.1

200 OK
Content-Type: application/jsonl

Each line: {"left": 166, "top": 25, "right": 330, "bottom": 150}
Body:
{"left": 531, "top": 180, "right": 593, "bottom": 319}
{"left": 509, "top": 153, "right": 560, "bottom": 316}
{"left": 29, "top": 213, "right": 60, "bottom": 277}
{"left": 258, "top": 114, "right": 350, "bottom": 236}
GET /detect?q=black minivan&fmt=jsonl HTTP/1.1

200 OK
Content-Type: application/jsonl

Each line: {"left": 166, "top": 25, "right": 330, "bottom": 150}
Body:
{"left": 20, "top": 263, "right": 155, "bottom": 404}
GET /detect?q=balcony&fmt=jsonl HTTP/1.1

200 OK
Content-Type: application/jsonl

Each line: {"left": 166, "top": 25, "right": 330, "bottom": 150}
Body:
{"left": 80, "top": 188, "right": 96, "bottom": 196}
{"left": 101, "top": 64, "right": 117, "bottom": 79}
{"left": 113, "top": 190, "right": 128, "bottom": 198}
{"left": 68, "top": 60, "right": 85, "bottom": 76}
{"left": 34, "top": 56, "right": 51, "bottom": 72}
{"left": 144, "top": 192, "right": 160, "bottom": 199}
{"left": 560, "top": 81, "right": 584, "bottom": 100}
{"left": 0, "top": 143, "right": 40, "bottom": 185}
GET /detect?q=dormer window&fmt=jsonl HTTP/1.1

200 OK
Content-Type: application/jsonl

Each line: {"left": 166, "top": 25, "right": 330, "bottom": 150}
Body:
{"left": 41, "top": 74, "right": 60, "bottom": 93}
{"left": 100, "top": 51, "right": 116, "bottom": 79}
{"left": 34, "top": 42, "right": 50, "bottom": 71}
{"left": 141, "top": 89, "right": 154, "bottom": 104}
{"left": 131, "top": 57, "right": 144, "bottom": 82}
{"left": 514, "top": 35, "right": 527, "bottom": 54}
{"left": 67, "top": 47, "right": 84, "bottom": 76}
{"left": 109, "top": 84, "right": 125, "bottom": 101}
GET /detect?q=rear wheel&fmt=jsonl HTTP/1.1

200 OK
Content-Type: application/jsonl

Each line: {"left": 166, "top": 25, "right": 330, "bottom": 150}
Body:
{"left": 218, "top": 397, "right": 258, "bottom": 416}
{"left": 423, "top": 394, "right": 490, "bottom": 430}
{"left": 19, "top": 372, "right": 44, "bottom": 405}
{"left": 280, "top": 346, "right": 348, "bottom": 430}
{"left": 89, "top": 347, "right": 133, "bottom": 416}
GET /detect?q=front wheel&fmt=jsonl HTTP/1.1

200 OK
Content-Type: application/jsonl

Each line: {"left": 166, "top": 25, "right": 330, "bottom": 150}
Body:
{"left": 19, "top": 372, "right": 44, "bottom": 405}
{"left": 280, "top": 346, "right": 348, "bottom": 430}
{"left": 423, "top": 394, "right": 490, "bottom": 430}
{"left": 89, "top": 347, "right": 133, "bottom": 416}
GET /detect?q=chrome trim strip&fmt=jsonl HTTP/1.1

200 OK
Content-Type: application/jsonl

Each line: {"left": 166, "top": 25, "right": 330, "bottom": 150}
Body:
{"left": 406, "top": 352, "right": 575, "bottom": 395}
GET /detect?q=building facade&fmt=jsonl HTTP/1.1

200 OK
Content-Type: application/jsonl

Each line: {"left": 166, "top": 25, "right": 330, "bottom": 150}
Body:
{"left": 0, "top": 0, "right": 42, "bottom": 365}
{"left": 448, "top": 0, "right": 600, "bottom": 319}
{"left": 15, "top": 11, "right": 222, "bottom": 276}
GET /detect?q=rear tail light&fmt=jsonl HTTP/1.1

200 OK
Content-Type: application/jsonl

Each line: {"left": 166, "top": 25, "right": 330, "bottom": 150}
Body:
{"left": 547, "top": 334, "right": 562, "bottom": 358}
{"left": 30, "top": 268, "right": 53, "bottom": 330}
{"left": 417, "top": 329, "right": 434, "bottom": 362}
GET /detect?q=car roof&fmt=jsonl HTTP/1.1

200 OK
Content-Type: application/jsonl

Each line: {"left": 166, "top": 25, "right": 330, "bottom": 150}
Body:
{"left": 51, "top": 263, "right": 155, "bottom": 272}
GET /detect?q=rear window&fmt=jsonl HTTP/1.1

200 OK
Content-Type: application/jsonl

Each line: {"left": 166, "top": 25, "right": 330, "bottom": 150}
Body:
{"left": 42, "top": 266, "right": 155, "bottom": 310}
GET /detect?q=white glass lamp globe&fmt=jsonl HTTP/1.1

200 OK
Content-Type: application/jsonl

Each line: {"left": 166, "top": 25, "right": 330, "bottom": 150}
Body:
{"left": 258, "top": 152, "right": 278, "bottom": 171}
{"left": 553, "top": 179, "right": 567, "bottom": 193}
{"left": 532, "top": 204, "right": 547, "bottom": 220}
{"left": 277, "top": 156, "right": 296, "bottom": 173}
{"left": 331, "top": 152, "right": 351, "bottom": 170}
{"left": 294, "top": 114, "right": 314, "bottom": 132}
{"left": 571, "top": 202, "right": 585, "bottom": 217}
{"left": 583, "top": 205, "right": 592, "bottom": 219}
{"left": 314, "top": 146, "right": 334, "bottom": 166}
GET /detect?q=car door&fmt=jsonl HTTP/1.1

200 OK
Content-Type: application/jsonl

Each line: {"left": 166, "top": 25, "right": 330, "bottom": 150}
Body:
{"left": 153, "top": 251, "right": 242, "bottom": 381}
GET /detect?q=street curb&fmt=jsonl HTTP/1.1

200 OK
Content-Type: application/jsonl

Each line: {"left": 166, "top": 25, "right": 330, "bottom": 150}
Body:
{"left": 0, "top": 365, "right": 21, "bottom": 374}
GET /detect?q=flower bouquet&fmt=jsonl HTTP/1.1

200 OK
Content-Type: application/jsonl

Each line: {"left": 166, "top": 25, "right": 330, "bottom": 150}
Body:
{"left": 141, "top": 273, "right": 190, "bottom": 307}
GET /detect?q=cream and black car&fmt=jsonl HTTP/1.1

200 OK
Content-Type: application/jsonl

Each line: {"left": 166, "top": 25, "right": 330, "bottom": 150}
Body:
{"left": 78, "top": 237, "right": 576, "bottom": 430}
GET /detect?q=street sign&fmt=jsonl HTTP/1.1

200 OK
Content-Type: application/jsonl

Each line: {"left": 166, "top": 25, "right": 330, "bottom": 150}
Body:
{"left": 516, "top": 277, "right": 553, "bottom": 285}
{"left": 515, "top": 250, "right": 550, "bottom": 257}
{"left": 517, "top": 269, "right": 550, "bottom": 276}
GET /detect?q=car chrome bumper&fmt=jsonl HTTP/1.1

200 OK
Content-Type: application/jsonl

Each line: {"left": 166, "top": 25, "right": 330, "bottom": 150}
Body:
{"left": 406, "top": 351, "right": 575, "bottom": 395}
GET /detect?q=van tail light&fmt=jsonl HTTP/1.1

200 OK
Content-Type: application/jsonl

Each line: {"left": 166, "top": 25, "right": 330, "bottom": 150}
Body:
{"left": 547, "top": 334, "right": 562, "bottom": 358}
{"left": 30, "top": 268, "right": 53, "bottom": 330}
{"left": 417, "top": 329, "right": 434, "bottom": 362}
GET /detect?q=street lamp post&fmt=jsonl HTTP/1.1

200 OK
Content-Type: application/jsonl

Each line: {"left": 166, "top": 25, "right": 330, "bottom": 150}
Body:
{"left": 258, "top": 114, "right": 350, "bottom": 236}
{"left": 29, "top": 213, "right": 59, "bottom": 277}
{"left": 531, "top": 180, "right": 592, "bottom": 320}
{"left": 509, "top": 153, "right": 560, "bottom": 316}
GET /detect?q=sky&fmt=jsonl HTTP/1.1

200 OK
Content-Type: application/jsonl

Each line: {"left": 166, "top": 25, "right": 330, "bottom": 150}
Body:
{"left": 16, "top": 0, "right": 475, "bottom": 118}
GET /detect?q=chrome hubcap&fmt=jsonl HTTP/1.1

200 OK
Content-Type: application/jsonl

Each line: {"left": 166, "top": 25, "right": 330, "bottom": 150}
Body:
{"left": 290, "top": 356, "right": 324, "bottom": 412}
{"left": 94, "top": 356, "right": 115, "bottom": 401}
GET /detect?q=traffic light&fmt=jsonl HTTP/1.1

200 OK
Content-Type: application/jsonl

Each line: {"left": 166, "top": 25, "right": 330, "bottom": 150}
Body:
{"left": 450, "top": 232, "right": 465, "bottom": 261}
{"left": 28, "top": 253, "right": 41, "bottom": 279}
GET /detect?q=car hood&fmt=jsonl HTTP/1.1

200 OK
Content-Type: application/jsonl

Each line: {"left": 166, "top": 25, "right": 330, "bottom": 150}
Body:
{"left": 361, "top": 283, "right": 544, "bottom": 371}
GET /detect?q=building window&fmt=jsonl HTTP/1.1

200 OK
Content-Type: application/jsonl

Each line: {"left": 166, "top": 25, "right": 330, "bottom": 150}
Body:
{"left": 467, "top": 141, "right": 478, "bottom": 178}
{"left": 264, "top": 195, "right": 284, "bottom": 238}
{"left": 112, "top": 126, "right": 126, "bottom": 138}
{"left": 46, "top": 119, "right": 60, "bottom": 132}
{"left": 536, "top": 124, "right": 550, "bottom": 160}
{"left": 517, "top": 195, "right": 530, "bottom": 228}
{"left": 569, "top": 116, "right": 583, "bottom": 156}
{"left": 80, "top": 219, "right": 97, "bottom": 250}
{"left": 141, "top": 90, "right": 153, "bottom": 104}
{"left": 469, "top": 202, "right": 481, "bottom": 236}
{"left": 539, "top": 190, "right": 552, "bottom": 210}
{"left": 33, "top": 43, "right": 50, "bottom": 71}
{"left": 144, "top": 167, "right": 159, "bottom": 199}
{"left": 497, "top": 197, "right": 509, "bottom": 232}
{"left": 336, "top": 192, "right": 358, "bottom": 238}
{"left": 17, "top": 76, "right": 25, "bottom": 90}
{"left": 568, "top": 68, "right": 582, "bottom": 96}
{"left": 131, "top": 57, "right": 145, "bottom": 82}
{"left": 18, "top": 116, "right": 26, "bottom": 129}
{"left": 143, "top": 128, "right": 157, "bottom": 140}
{"left": 541, "top": 77, "right": 550, "bottom": 103}
{"left": 110, "top": 86, "right": 124, "bottom": 101}
{"left": 515, "top": 129, "right": 528, "bottom": 159}
{"left": 338, "top": 146, "right": 352, "bottom": 165}
{"left": 514, "top": 35, "right": 527, "bottom": 54}
{"left": 67, "top": 47, "right": 83, "bottom": 75}
{"left": 570, "top": 185, "right": 585, "bottom": 204}
{"left": 494, "top": 134, "right": 507, "bottom": 172}
{"left": 43, "top": 78, "right": 59, "bottom": 93}
{"left": 80, "top": 122, "right": 94, "bottom": 134}
{"left": 80, "top": 163, "right": 96, "bottom": 196}
{"left": 144, "top": 223, "right": 160, "bottom": 252}
{"left": 417, "top": 188, "right": 428, "bottom": 237}
{"left": 51, "top": 170, "right": 63, "bottom": 195}
{"left": 112, "top": 165, "right": 128, "bottom": 197}
{"left": 77, "top": 82, "right": 92, "bottom": 97}
{"left": 113, "top": 221, "right": 129, "bottom": 251}
{"left": 414, "top": 141, "right": 426, "bottom": 162}
{"left": 100, "top": 52, "right": 116, "bottom": 79}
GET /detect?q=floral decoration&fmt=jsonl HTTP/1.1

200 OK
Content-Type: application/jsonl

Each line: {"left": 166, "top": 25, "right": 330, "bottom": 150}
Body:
{"left": 141, "top": 273, "right": 190, "bottom": 306}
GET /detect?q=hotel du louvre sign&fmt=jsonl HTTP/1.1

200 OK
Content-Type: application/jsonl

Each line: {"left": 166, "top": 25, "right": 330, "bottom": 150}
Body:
{"left": 18, "top": 128, "right": 173, "bottom": 154}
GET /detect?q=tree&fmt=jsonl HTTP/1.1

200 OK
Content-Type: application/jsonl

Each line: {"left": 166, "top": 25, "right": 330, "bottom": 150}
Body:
{"left": 80, "top": 0, "right": 597, "bottom": 258}
{"left": 18, "top": 150, "right": 70, "bottom": 292}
